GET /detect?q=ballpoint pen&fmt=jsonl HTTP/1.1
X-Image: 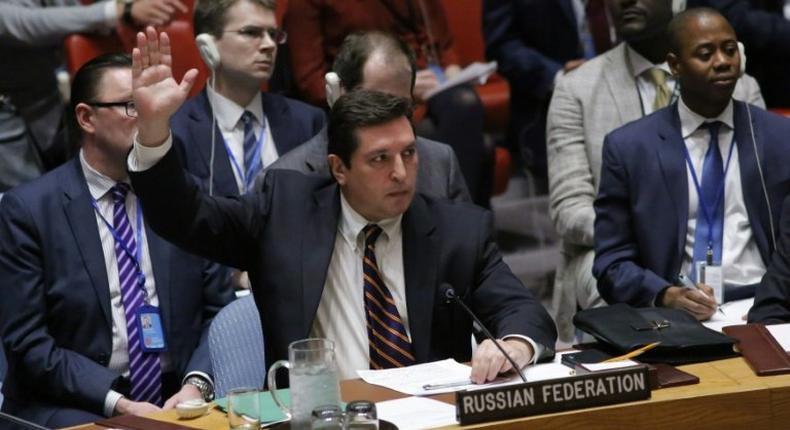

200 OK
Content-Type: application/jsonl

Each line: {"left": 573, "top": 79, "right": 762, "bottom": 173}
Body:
{"left": 678, "top": 274, "right": 725, "bottom": 315}
{"left": 422, "top": 379, "right": 473, "bottom": 391}
{"left": 602, "top": 341, "right": 661, "bottom": 363}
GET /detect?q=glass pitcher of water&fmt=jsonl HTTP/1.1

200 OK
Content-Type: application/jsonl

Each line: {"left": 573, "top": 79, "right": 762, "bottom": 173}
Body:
{"left": 267, "top": 338, "right": 342, "bottom": 430}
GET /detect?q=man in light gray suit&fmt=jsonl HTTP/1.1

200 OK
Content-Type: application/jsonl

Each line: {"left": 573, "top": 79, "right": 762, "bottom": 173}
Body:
{"left": 0, "top": 0, "right": 186, "bottom": 174}
{"left": 266, "top": 31, "right": 470, "bottom": 203}
{"left": 546, "top": 0, "right": 764, "bottom": 342}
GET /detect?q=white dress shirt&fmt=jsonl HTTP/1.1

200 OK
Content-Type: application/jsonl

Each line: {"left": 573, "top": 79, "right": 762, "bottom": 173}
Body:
{"left": 625, "top": 45, "right": 677, "bottom": 115}
{"left": 129, "top": 136, "right": 543, "bottom": 381}
{"left": 206, "top": 86, "right": 278, "bottom": 193}
{"left": 677, "top": 98, "right": 766, "bottom": 290}
{"left": 79, "top": 151, "right": 171, "bottom": 415}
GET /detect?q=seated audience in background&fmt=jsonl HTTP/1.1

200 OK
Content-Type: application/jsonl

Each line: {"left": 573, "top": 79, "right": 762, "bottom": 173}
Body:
{"left": 750, "top": 196, "right": 790, "bottom": 324}
{"left": 283, "top": 0, "right": 491, "bottom": 207}
{"left": 546, "top": 0, "right": 764, "bottom": 342}
{"left": 127, "top": 28, "right": 557, "bottom": 384}
{"left": 268, "top": 31, "right": 470, "bottom": 203}
{"left": 172, "top": 0, "right": 325, "bottom": 197}
{"left": 483, "top": 0, "right": 613, "bottom": 192}
{"left": 689, "top": 0, "right": 790, "bottom": 107}
{"left": 0, "top": 54, "right": 234, "bottom": 428}
{"left": 593, "top": 8, "right": 790, "bottom": 320}
{"left": 0, "top": 0, "right": 187, "bottom": 178}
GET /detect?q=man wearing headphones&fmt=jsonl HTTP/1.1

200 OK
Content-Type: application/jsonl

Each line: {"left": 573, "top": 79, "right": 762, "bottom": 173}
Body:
{"left": 593, "top": 8, "right": 790, "bottom": 320}
{"left": 172, "top": 0, "right": 325, "bottom": 197}
{"left": 545, "top": 0, "right": 764, "bottom": 341}
{"left": 266, "top": 31, "right": 470, "bottom": 204}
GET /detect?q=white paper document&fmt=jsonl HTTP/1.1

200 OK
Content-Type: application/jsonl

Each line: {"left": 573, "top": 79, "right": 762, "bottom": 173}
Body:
{"left": 376, "top": 396, "right": 457, "bottom": 430}
{"left": 766, "top": 323, "right": 790, "bottom": 352}
{"left": 580, "top": 359, "right": 639, "bottom": 372}
{"left": 702, "top": 298, "right": 753, "bottom": 332}
{"left": 423, "top": 61, "right": 497, "bottom": 100}
{"left": 357, "top": 358, "right": 575, "bottom": 396}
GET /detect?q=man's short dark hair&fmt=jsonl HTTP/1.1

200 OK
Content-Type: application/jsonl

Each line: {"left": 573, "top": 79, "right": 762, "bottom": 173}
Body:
{"left": 332, "top": 31, "right": 417, "bottom": 93}
{"left": 668, "top": 7, "right": 728, "bottom": 55}
{"left": 68, "top": 53, "right": 132, "bottom": 145}
{"left": 194, "top": 0, "right": 276, "bottom": 37}
{"left": 328, "top": 90, "right": 413, "bottom": 167}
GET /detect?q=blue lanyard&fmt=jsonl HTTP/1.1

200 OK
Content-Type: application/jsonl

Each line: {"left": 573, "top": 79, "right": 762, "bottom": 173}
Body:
{"left": 682, "top": 133, "right": 737, "bottom": 254}
{"left": 91, "top": 195, "right": 146, "bottom": 296}
{"left": 221, "top": 118, "right": 267, "bottom": 193}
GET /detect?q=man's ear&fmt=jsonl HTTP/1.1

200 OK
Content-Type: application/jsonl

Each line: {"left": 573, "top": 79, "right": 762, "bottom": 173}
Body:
{"left": 667, "top": 52, "right": 681, "bottom": 78}
{"left": 74, "top": 103, "right": 96, "bottom": 136}
{"left": 327, "top": 154, "right": 348, "bottom": 185}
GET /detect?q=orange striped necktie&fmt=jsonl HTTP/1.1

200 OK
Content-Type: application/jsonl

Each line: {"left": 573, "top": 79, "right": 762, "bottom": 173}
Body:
{"left": 362, "top": 224, "right": 416, "bottom": 369}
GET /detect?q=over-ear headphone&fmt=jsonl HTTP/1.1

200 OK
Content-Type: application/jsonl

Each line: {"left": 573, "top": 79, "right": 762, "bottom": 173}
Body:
{"left": 672, "top": 0, "right": 687, "bottom": 15}
{"left": 325, "top": 71, "right": 342, "bottom": 108}
{"left": 195, "top": 33, "right": 220, "bottom": 70}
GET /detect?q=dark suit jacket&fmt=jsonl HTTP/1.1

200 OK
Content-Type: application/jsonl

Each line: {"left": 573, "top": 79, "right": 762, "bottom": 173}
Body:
{"left": 171, "top": 88, "right": 326, "bottom": 196}
{"left": 265, "top": 129, "right": 471, "bottom": 203}
{"left": 131, "top": 148, "right": 557, "bottom": 371}
{"left": 0, "top": 158, "right": 234, "bottom": 423}
{"left": 750, "top": 195, "right": 790, "bottom": 323}
{"left": 593, "top": 101, "right": 790, "bottom": 307}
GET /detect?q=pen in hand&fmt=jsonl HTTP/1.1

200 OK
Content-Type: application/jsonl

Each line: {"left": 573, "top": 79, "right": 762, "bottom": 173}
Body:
{"left": 678, "top": 274, "right": 725, "bottom": 315}
{"left": 422, "top": 379, "right": 473, "bottom": 391}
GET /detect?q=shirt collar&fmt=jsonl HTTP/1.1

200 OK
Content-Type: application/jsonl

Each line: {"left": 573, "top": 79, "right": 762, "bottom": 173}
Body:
{"left": 206, "top": 86, "right": 264, "bottom": 132}
{"left": 338, "top": 192, "right": 402, "bottom": 251}
{"left": 678, "top": 96, "right": 735, "bottom": 139}
{"left": 625, "top": 44, "right": 672, "bottom": 78}
{"left": 79, "top": 149, "right": 130, "bottom": 201}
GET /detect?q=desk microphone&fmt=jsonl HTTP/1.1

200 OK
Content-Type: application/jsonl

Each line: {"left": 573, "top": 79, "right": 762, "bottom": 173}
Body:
{"left": 439, "top": 283, "right": 528, "bottom": 383}
{"left": 0, "top": 411, "right": 51, "bottom": 430}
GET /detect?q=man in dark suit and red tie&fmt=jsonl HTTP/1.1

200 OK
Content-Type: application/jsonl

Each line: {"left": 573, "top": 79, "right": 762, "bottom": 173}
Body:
{"left": 127, "top": 27, "right": 557, "bottom": 384}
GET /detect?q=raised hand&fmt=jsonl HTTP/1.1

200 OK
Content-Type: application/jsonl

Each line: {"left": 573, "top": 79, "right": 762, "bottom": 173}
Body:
{"left": 132, "top": 26, "right": 198, "bottom": 147}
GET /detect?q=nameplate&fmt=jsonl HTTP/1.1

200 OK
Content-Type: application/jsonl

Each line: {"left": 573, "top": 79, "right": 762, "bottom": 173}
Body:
{"left": 455, "top": 365, "right": 651, "bottom": 425}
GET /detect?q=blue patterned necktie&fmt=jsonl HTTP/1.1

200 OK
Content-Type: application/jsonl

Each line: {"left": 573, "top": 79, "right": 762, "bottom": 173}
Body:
{"left": 241, "top": 111, "right": 263, "bottom": 191}
{"left": 362, "top": 224, "right": 416, "bottom": 369}
{"left": 111, "top": 183, "right": 162, "bottom": 405}
{"left": 691, "top": 121, "right": 725, "bottom": 277}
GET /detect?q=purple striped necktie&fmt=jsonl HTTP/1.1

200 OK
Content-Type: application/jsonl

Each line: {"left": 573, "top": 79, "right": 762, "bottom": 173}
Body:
{"left": 111, "top": 183, "right": 162, "bottom": 405}
{"left": 242, "top": 111, "right": 263, "bottom": 191}
{"left": 362, "top": 224, "right": 416, "bottom": 369}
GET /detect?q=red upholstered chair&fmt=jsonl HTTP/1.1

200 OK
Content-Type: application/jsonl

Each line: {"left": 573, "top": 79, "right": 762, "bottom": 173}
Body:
{"left": 63, "top": 33, "right": 125, "bottom": 77}
{"left": 440, "top": 0, "right": 512, "bottom": 195}
{"left": 769, "top": 108, "right": 790, "bottom": 117}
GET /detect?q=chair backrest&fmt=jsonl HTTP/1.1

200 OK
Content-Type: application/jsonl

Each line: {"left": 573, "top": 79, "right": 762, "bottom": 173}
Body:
{"left": 208, "top": 295, "right": 266, "bottom": 398}
{"left": 63, "top": 33, "right": 126, "bottom": 77}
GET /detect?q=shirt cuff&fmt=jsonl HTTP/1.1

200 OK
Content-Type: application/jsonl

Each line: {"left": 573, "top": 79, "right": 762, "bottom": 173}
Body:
{"left": 103, "top": 390, "right": 124, "bottom": 417}
{"left": 103, "top": 0, "right": 120, "bottom": 27}
{"left": 502, "top": 334, "right": 544, "bottom": 365}
{"left": 128, "top": 131, "right": 173, "bottom": 172}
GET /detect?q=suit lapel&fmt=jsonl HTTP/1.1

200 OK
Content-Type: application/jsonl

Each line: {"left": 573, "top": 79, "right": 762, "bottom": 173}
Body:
{"left": 62, "top": 159, "right": 113, "bottom": 328}
{"left": 733, "top": 102, "right": 772, "bottom": 259}
{"left": 304, "top": 128, "right": 329, "bottom": 174}
{"left": 655, "top": 106, "right": 689, "bottom": 264}
{"left": 401, "top": 196, "right": 437, "bottom": 363}
{"left": 192, "top": 90, "right": 238, "bottom": 196}
{"left": 143, "top": 222, "right": 173, "bottom": 338}
{"left": 261, "top": 93, "right": 292, "bottom": 156}
{"left": 604, "top": 45, "right": 643, "bottom": 125}
{"left": 301, "top": 183, "right": 341, "bottom": 335}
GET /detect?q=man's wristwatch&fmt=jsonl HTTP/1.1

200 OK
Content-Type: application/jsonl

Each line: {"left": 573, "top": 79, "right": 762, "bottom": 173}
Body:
{"left": 119, "top": 0, "right": 134, "bottom": 25}
{"left": 184, "top": 375, "right": 214, "bottom": 402}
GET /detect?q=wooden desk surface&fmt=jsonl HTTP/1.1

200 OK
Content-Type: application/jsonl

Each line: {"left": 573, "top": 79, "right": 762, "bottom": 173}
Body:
{"left": 72, "top": 357, "right": 790, "bottom": 430}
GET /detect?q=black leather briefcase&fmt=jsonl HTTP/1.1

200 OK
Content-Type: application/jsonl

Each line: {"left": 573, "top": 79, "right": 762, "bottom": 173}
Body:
{"left": 573, "top": 304, "right": 737, "bottom": 364}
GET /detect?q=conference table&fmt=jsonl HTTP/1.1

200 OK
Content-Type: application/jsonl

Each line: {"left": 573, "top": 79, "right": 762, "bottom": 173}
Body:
{"left": 71, "top": 356, "right": 790, "bottom": 430}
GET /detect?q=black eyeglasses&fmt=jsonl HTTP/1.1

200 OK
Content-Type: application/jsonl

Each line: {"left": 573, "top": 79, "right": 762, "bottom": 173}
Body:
{"left": 224, "top": 26, "right": 288, "bottom": 44}
{"left": 87, "top": 100, "right": 137, "bottom": 118}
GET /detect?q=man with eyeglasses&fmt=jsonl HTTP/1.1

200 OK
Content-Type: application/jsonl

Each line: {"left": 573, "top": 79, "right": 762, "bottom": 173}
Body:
{"left": 0, "top": 53, "right": 234, "bottom": 428}
{"left": 172, "top": 0, "right": 326, "bottom": 198}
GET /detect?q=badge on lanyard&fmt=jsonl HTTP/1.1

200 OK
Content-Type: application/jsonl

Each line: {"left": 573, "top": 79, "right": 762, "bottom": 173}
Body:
{"left": 136, "top": 305, "right": 167, "bottom": 352}
{"left": 696, "top": 261, "right": 724, "bottom": 304}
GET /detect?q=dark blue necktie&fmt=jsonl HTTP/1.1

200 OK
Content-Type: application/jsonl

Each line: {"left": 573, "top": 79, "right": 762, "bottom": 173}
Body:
{"left": 692, "top": 121, "right": 725, "bottom": 275}
{"left": 241, "top": 111, "right": 263, "bottom": 191}
{"left": 111, "top": 183, "right": 162, "bottom": 405}
{"left": 362, "top": 224, "right": 416, "bottom": 369}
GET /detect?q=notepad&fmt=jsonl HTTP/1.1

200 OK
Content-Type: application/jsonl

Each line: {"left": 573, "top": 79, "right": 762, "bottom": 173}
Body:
{"left": 214, "top": 389, "right": 290, "bottom": 424}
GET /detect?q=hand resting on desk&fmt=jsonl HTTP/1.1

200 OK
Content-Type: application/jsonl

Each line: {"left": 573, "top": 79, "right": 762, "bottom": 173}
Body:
{"left": 470, "top": 338, "right": 533, "bottom": 384}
